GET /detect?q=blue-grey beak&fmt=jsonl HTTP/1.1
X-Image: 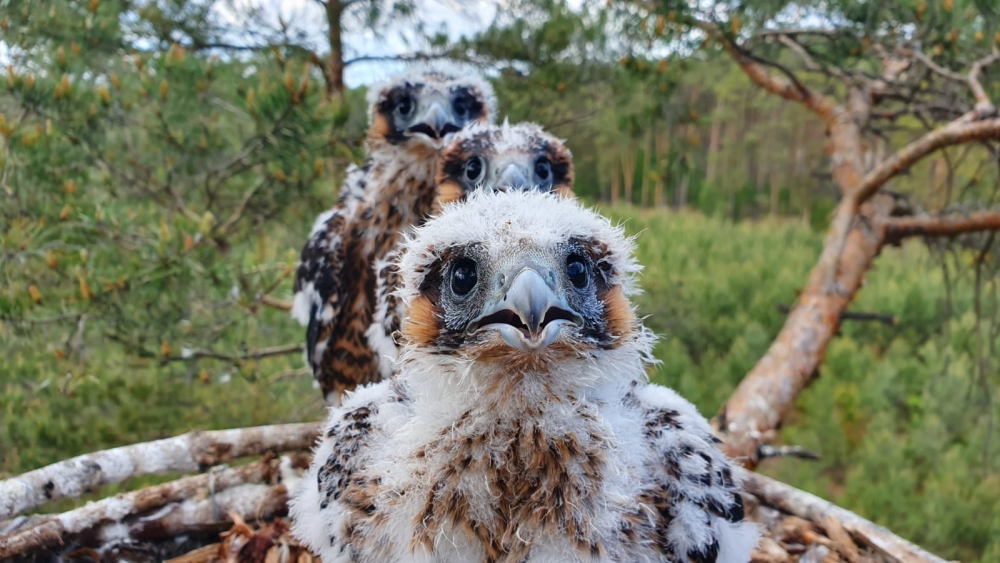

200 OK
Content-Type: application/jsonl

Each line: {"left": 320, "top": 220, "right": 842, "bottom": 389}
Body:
{"left": 407, "top": 102, "right": 460, "bottom": 141}
{"left": 467, "top": 263, "right": 583, "bottom": 351}
{"left": 497, "top": 163, "right": 530, "bottom": 190}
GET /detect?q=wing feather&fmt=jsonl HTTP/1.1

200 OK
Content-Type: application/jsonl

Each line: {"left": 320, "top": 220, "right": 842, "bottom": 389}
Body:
{"left": 629, "top": 383, "right": 759, "bottom": 563}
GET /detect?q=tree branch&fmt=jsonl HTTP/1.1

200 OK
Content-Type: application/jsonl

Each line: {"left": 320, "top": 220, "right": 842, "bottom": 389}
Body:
{"left": 854, "top": 117, "right": 1000, "bottom": 205}
{"left": 739, "top": 468, "right": 950, "bottom": 563}
{"left": 0, "top": 423, "right": 320, "bottom": 519}
{"left": 259, "top": 294, "right": 293, "bottom": 312}
{"left": 343, "top": 53, "right": 452, "bottom": 67}
{"left": 694, "top": 20, "right": 839, "bottom": 125}
{"left": 0, "top": 460, "right": 278, "bottom": 560}
{"left": 169, "top": 343, "right": 304, "bottom": 364}
{"left": 885, "top": 210, "right": 1000, "bottom": 243}
{"left": 776, "top": 304, "right": 896, "bottom": 326}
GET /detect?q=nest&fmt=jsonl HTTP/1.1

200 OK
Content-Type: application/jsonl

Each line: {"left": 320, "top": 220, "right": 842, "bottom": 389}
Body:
{"left": 0, "top": 424, "right": 946, "bottom": 563}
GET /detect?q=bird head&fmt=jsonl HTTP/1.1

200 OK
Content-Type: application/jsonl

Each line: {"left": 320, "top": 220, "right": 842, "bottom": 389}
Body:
{"left": 397, "top": 191, "right": 653, "bottom": 395}
{"left": 366, "top": 63, "right": 496, "bottom": 157}
{"left": 435, "top": 121, "right": 574, "bottom": 204}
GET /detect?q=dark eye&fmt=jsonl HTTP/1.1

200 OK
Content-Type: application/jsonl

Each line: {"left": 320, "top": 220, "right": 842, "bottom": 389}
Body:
{"left": 451, "top": 258, "right": 478, "bottom": 296}
{"left": 535, "top": 157, "right": 552, "bottom": 181}
{"left": 464, "top": 156, "right": 485, "bottom": 183}
{"left": 566, "top": 255, "right": 588, "bottom": 289}
{"left": 396, "top": 95, "right": 414, "bottom": 117}
{"left": 453, "top": 95, "right": 473, "bottom": 118}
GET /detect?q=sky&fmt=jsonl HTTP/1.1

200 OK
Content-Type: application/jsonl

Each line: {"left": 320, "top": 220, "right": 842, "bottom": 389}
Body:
{"left": 215, "top": 0, "right": 502, "bottom": 87}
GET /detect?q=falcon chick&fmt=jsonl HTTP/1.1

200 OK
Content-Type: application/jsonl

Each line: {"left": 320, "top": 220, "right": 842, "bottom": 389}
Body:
{"left": 367, "top": 120, "right": 576, "bottom": 380}
{"left": 293, "top": 63, "right": 496, "bottom": 405}
{"left": 291, "top": 190, "right": 758, "bottom": 563}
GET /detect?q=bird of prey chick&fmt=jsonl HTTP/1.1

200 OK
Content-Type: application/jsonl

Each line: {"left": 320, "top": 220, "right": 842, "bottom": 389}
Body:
{"left": 367, "top": 120, "right": 576, "bottom": 380}
{"left": 292, "top": 63, "right": 496, "bottom": 405}
{"left": 291, "top": 190, "right": 758, "bottom": 563}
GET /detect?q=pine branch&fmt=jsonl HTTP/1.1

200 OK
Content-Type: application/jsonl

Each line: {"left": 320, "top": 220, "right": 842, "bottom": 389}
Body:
{"left": 0, "top": 423, "right": 320, "bottom": 520}
{"left": 0, "top": 460, "right": 278, "bottom": 559}
{"left": 885, "top": 211, "right": 1000, "bottom": 243}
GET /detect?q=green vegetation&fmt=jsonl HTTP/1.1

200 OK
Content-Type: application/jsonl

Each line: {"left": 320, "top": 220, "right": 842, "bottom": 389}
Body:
{"left": 3, "top": 0, "right": 1000, "bottom": 560}
{"left": 5, "top": 207, "right": 1000, "bottom": 559}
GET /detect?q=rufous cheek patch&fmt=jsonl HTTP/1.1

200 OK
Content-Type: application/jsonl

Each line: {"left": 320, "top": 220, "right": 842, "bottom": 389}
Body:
{"left": 402, "top": 295, "right": 441, "bottom": 348}
{"left": 602, "top": 286, "right": 636, "bottom": 343}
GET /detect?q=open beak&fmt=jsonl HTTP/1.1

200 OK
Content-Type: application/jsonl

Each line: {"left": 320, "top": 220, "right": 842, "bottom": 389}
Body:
{"left": 497, "top": 163, "right": 530, "bottom": 190}
{"left": 466, "top": 263, "right": 583, "bottom": 352}
{"left": 406, "top": 102, "right": 462, "bottom": 144}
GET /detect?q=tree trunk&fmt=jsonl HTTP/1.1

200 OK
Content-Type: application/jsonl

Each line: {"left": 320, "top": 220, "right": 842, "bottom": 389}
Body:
{"left": 622, "top": 147, "right": 635, "bottom": 205}
{"left": 641, "top": 128, "right": 655, "bottom": 208}
{"left": 610, "top": 160, "right": 621, "bottom": 205}
{"left": 324, "top": 0, "right": 346, "bottom": 97}
{"left": 706, "top": 97, "right": 725, "bottom": 184}
{"left": 677, "top": 171, "right": 690, "bottom": 209}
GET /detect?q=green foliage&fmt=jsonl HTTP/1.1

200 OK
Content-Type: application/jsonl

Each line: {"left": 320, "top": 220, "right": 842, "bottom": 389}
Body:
{"left": 3, "top": 0, "right": 1000, "bottom": 560}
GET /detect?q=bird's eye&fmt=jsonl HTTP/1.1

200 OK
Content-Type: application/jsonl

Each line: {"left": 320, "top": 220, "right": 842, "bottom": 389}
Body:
{"left": 451, "top": 258, "right": 478, "bottom": 296}
{"left": 396, "top": 95, "right": 414, "bottom": 117}
{"left": 535, "top": 157, "right": 552, "bottom": 181}
{"left": 464, "top": 156, "right": 486, "bottom": 183}
{"left": 566, "top": 255, "right": 588, "bottom": 289}
{"left": 453, "top": 95, "right": 473, "bottom": 118}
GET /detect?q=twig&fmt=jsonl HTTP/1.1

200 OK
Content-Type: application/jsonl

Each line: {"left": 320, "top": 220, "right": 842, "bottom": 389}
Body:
{"left": 168, "top": 343, "right": 305, "bottom": 364}
{"left": 0, "top": 460, "right": 276, "bottom": 559}
{"left": 776, "top": 304, "right": 896, "bottom": 326}
{"left": 739, "top": 468, "right": 950, "bottom": 563}
{"left": 757, "top": 444, "right": 822, "bottom": 461}
{"left": 0, "top": 423, "right": 320, "bottom": 519}
{"left": 259, "top": 294, "right": 294, "bottom": 312}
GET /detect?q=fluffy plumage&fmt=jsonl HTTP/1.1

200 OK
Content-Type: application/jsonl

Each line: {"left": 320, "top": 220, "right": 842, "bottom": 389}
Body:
{"left": 293, "top": 63, "right": 495, "bottom": 405}
{"left": 291, "top": 191, "right": 758, "bottom": 563}
{"left": 367, "top": 121, "right": 576, "bottom": 379}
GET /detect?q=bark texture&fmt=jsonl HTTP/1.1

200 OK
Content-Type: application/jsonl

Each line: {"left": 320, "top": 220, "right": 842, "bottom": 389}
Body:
{"left": 0, "top": 422, "right": 320, "bottom": 520}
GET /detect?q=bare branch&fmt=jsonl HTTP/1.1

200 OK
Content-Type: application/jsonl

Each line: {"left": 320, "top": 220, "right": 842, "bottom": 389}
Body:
{"left": 167, "top": 343, "right": 304, "bottom": 364}
{"left": 259, "top": 294, "right": 293, "bottom": 312}
{"left": 756, "top": 444, "right": 822, "bottom": 461}
{"left": 343, "top": 53, "right": 452, "bottom": 67}
{"left": 968, "top": 50, "right": 1000, "bottom": 116}
{"left": 694, "top": 20, "right": 838, "bottom": 125}
{"left": 776, "top": 304, "right": 896, "bottom": 326}
{"left": 0, "top": 423, "right": 320, "bottom": 519}
{"left": 885, "top": 210, "right": 1000, "bottom": 243}
{"left": 854, "top": 117, "right": 1000, "bottom": 205}
{"left": 740, "top": 469, "right": 950, "bottom": 563}
{"left": 0, "top": 460, "right": 277, "bottom": 560}
{"left": 754, "top": 28, "right": 842, "bottom": 39}
{"left": 777, "top": 34, "right": 852, "bottom": 85}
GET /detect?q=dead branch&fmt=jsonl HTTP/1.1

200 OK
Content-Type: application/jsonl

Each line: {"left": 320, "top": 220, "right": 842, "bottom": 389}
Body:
{"left": 168, "top": 343, "right": 305, "bottom": 364}
{"left": 757, "top": 444, "right": 822, "bottom": 461}
{"left": 739, "top": 468, "right": 949, "bottom": 563}
{"left": 885, "top": 210, "right": 1000, "bottom": 243}
{"left": 125, "top": 483, "right": 288, "bottom": 539}
{"left": 0, "top": 461, "right": 277, "bottom": 560}
{"left": 854, "top": 117, "right": 1000, "bottom": 205}
{"left": 904, "top": 47, "right": 1000, "bottom": 116}
{"left": 776, "top": 304, "right": 896, "bottom": 326}
{"left": 0, "top": 423, "right": 320, "bottom": 520}
{"left": 777, "top": 35, "right": 851, "bottom": 84}
{"left": 259, "top": 294, "right": 293, "bottom": 312}
{"left": 695, "top": 21, "right": 838, "bottom": 124}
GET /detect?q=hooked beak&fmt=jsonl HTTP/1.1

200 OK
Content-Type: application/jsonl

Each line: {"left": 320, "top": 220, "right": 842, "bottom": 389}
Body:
{"left": 497, "top": 163, "right": 530, "bottom": 190}
{"left": 466, "top": 265, "right": 583, "bottom": 352}
{"left": 406, "top": 102, "right": 462, "bottom": 144}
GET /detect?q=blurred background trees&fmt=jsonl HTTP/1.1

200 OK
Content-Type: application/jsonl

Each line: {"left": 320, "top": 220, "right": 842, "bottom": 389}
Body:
{"left": 2, "top": 0, "right": 1000, "bottom": 560}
